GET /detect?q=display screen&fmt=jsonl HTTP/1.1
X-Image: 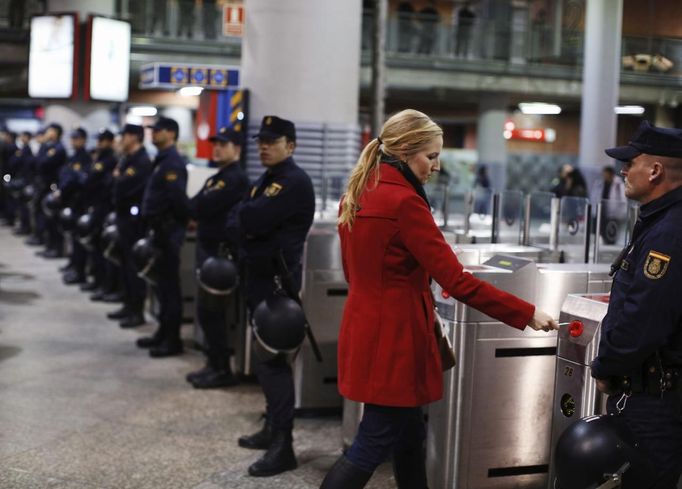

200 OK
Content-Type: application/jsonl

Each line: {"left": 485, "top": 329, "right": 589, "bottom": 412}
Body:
{"left": 89, "top": 17, "right": 131, "bottom": 102}
{"left": 28, "top": 14, "right": 77, "bottom": 98}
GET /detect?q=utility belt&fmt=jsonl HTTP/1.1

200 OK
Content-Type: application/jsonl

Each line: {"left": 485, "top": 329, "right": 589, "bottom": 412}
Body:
{"left": 620, "top": 359, "right": 682, "bottom": 397}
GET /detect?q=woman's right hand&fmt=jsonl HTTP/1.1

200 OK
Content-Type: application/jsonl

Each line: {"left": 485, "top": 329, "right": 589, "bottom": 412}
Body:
{"left": 528, "top": 309, "right": 559, "bottom": 332}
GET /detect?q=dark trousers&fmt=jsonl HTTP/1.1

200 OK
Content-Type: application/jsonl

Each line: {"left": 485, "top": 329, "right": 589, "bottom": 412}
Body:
{"left": 154, "top": 227, "right": 185, "bottom": 342}
{"left": 196, "top": 240, "right": 233, "bottom": 366}
{"left": 607, "top": 393, "right": 682, "bottom": 489}
{"left": 19, "top": 199, "right": 30, "bottom": 232}
{"left": 117, "top": 214, "right": 146, "bottom": 312}
{"left": 247, "top": 274, "right": 295, "bottom": 433}
{"left": 4, "top": 193, "right": 16, "bottom": 224}
{"left": 346, "top": 404, "right": 426, "bottom": 474}
{"left": 71, "top": 239, "right": 87, "bottom": 276}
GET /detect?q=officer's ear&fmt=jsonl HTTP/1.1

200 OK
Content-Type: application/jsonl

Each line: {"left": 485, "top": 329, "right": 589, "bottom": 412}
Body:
{"left": 649, "top": 160, "right": 664, "bottom": 182}
{"left": 285, "top": 139, "right": 296, "bottom": 154}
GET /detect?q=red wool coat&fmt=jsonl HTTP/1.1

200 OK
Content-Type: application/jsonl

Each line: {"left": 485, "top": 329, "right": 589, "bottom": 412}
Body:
{"left": 337, "top": 163, "right": 535, "bottom": 407}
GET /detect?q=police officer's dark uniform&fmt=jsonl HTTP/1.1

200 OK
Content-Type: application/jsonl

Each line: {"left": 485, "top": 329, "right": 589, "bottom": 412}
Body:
{"left": 187, "top": 127, "right": 249, "bottom": 388}
{"left": 236, "top": 116, "right": 315, "bottom": 477}
{"left": 591, "top": 121, "right": 682, "bottom": 489}
{"left": 34, "top": 123, "right": 67, "bottom": 256}
{"left": 80, "top": 129, "right": 119, "bottom": 295}
{"left": 11, "top": 132, "right": 35, "bottom": 235}
{"left": 2, "top": 131, "right": 19, "bottom": 227}
{"left": 109, "top": 124, "right": 153, "bottom": 328}
{"left": 60, "top": 127, "right": 92, "bottom": 284}
{"left": 137, "top": 117, "right": 189, "bottom": 357}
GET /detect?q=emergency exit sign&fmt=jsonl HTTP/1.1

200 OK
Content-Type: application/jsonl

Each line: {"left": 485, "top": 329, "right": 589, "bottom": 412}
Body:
{"left": 223, "top": 3, "right": 244, "bottom": 37}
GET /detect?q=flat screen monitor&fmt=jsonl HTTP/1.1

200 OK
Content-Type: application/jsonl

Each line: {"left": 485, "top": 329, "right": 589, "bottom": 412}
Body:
{"left": 88, "top": 16, "right": 131, "bottom": 102}
{"left": 28, "top": 14, "right": 77, "bottom": 98}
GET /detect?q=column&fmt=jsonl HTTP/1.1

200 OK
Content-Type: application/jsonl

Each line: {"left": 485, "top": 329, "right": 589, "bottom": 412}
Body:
{"left": 578, "top": 0, "right": 623, "bottom": 181}
{"left": 477, "top": 93, "right": 508, "bottom": 191}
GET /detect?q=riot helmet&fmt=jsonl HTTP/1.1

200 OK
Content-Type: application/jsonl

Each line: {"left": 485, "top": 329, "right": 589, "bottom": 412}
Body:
{"left": 102, "top": 224, "right": 122, "bottom": 266}
{"left": 41, "top": 191, "right": 61, "bottom": 217}
{"left": 59, "top": 207, "right": 76, "bottom": 232}
{"left": 76, "top": 212, "right": 96, "bottom": 250}
{"left": 132, "top": 237, "right": 161, "bottom": 285}
{"left": 21, "top": 184, "right": 35, "bottom": 202}
{"left": 554, "top": 414, "right": 654, "bottom": 489}
{"left": 198, "top": 256, "right": 238, "bottom": 295}
{"left": 252, "top": 291, "right": 306, "bottom": 360}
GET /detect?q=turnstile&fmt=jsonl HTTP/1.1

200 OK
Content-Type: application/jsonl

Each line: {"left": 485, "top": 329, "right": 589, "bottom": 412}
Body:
{"left": 547, "top": 293, "right": 610, "bottom": 487}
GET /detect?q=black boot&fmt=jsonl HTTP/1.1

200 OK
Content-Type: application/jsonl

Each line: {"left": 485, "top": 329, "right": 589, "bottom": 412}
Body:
{"left": 320, "top": 456, "right": 373, "bottom": 489}
{"left": 136, "top": 329, "right": 164, "bottom": 349}
{"left": 107, "top": 306, "right": 130, "bottom": 320}
{"left": 247, "top": 430, "right": 297, "bottom": 477}
{"left": 119, "top": 312, "right": 146, "bottom": 329}
{"left": 186, "top": 362, "right": 212, "bottom": 384}
{"left": 149, "top": 338, "right": 184, "bottom": 358}
{"left": 63, "top": 270, "right": 86, "bottom": 285}
{"left": 392, "top": 446, "right": 428, "bottom": 489}
{"left": 238, "top": 418, "right": 273, "bottom": 449}
{"left": 191, "top": 356, "right": 238, "bottom": 389}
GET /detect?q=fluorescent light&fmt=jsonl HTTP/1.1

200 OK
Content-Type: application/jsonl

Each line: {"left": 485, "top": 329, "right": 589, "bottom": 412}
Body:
{"left": 614, "top": 105, "right": 645, "bottom": 115}
{"left": 179, "top": 86, "right": 203, "bottom": 97}
{"left": 519, "top": 103, "right": 562, "bottom": 115}
{"left": 130, "top": 106, "right": 157, "bottom": 117}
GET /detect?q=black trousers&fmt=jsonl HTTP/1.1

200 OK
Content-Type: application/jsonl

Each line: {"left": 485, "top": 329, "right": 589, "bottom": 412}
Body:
{"left": 247, "top": 274, "right": 295, "bottom": 433}
{"left": 117, "top": 214, "right": 146, "bottom": 312}
{"left": 346, "top": 404, "right": 426, "bottom": 474}
{"left": 154, "top": 226, "right": 185, "bottom": 342}
{"left": 607, "top": 393, "right": 682, "bottom": 489}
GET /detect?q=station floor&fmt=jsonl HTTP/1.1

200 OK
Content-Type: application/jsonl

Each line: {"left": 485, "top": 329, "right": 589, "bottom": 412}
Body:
{"left": 0, "top": 226, "right": 394, "bottom": 489}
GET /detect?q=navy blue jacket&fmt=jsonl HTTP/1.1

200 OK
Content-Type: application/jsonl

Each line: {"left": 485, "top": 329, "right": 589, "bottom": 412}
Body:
{"left": 142, "top": 145, "right": 188, "bottom": 231}
{"left": 188, "top": 161, "right": 249, "bottom": 246}
{"left": 36, "top": 141, "right": 67, "bottom": 188}
{"left": 113, "top": 146, "right": 152, "bottom": 215}
{"left": 7, "top": 144, "right": 31, "bottom": 177}
{"left": 82, "top": 147, "right": 117, "bottom": 211}
{"left": 58, "top": 147, "right": 91, "bottom": 207}
{"left": 592, "top": 185, "right": 682, "bottom": 379}
{"left": 238, "top": 157, "right": 315, "bottom": 280}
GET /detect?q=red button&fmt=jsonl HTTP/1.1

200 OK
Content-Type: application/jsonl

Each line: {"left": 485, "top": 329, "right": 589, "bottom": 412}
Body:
{"left": 569, "top": 320, "right": 584, "bottom": 337}
{"left": 441, "top": 290, "right": 450, "bottom": 299}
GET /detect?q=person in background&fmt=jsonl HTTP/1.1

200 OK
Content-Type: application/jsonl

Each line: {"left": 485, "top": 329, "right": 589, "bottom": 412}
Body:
{"left": 320, "top": 109, "right": 557, "bottom": 489}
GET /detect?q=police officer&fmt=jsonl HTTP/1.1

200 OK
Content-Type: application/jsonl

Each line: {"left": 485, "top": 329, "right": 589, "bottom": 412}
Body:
{"left": 236, "top": 116, "right": 315, "bottom": 477}
{"left": 80, "top": 129, "right": 119, "bottom": 294}
{"left": 33, "top": 123, "right": 67, "bottom": 256}
{"left": 108, "top": 124, "right": 152, "bottom": 328}
{"left": 60, "top": 127, "right": 92, "bottom": 285}
{"left": 591, "top": 120, "right": 682, "bottom": 489}
{"left": 12, "top": 131, "right": 35, "bottom": 235}
{"left": 136, "top": 117, "right": 189, "bottom": 358}
{"left": 1, "top": 130, "right": 19, "bottom": 227}
{"left": 186, "top": 126, "right": 249, "bottom": 388}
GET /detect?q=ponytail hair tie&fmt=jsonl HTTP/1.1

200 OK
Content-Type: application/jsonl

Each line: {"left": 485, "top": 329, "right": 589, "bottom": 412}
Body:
{"left": 377, "top": 137, "right": 383, "bottom": 145}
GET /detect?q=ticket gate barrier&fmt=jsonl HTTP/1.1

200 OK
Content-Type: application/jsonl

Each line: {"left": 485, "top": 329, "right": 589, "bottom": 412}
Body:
{"left": 548, "top": 293, "right": 610, "bottom": 488}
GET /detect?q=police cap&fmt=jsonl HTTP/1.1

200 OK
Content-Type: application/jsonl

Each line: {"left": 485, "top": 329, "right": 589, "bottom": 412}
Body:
{"left": 605, "top": 120, "right": 682, "bottom": 162}
{"left": 97, "top": 128, "right": 115, "bottom": 141}
{"left": 209, "top": 126, "right": 243, "bottom": 145}
{"left": 47, "top": 123, "right": 63, "bottom": 137}
{"left": 253, "top": 115, "right": 296, "bottom": 142}
{"left": 146, "top": 116, "right": 179, "bottom": 136}
{"left": 70, "top": 127, "right": 87, "bottom": 139}
{"left": 120, "top": 123, "right": 144, "bottom": 139}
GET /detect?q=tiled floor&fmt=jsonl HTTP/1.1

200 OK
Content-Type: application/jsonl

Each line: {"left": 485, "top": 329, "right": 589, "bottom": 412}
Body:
{"left": 0, "top": 226, "right": 393, "bottom": 489}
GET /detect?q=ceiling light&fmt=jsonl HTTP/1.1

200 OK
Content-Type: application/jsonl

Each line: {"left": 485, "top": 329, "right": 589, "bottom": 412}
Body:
{"left": 614, "top": 105, "right": 645, "bottom": 115}
{"left": 518, "top": 103, "right": 561, "bottom": 115}
{"left": 129, "top": 106, "right": 157, "bottom": 117}
{"left": 179, "top": 86, "right": 203, "bottom": 97}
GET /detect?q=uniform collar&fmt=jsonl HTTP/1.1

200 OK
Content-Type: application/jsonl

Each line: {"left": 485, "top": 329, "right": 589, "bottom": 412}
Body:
{"left": 98, "top": 147, "right": 114, "bottom": 158}
{"left": 639, "top": 185, "right": 682, "bottom": 221}
{"left": 217, "top": 160, "right": 240, "bottom": 175}
{"left": 266, "top": 156, "right": 294, "bottom": 176}
{"left": 156, "top": 144, "right": 178, "bottom": 160}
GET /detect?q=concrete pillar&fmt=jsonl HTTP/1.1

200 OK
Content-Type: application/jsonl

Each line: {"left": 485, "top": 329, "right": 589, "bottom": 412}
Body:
{"left": 477, "top": 94, "right": 508, "bottom": 191}
{"left": 241, "top": 0, "right": 361, "bottom": 124}
{"left": 47, "top": 0, "right": 115, "bottom": 18}
{"left": 578, "top": 0, "right": 623, "bottom": 180}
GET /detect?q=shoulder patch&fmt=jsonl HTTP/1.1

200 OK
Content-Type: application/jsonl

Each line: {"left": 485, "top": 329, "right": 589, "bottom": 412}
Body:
{"left": 165, "top": 171, "right": 178, "bottom": 182}
{"left": 206, "top": 178, "right": 214, "bottom": 189}
{"left": 15, "top": 150, "right": 21, "bottom": 157}
{"left": 264, "top": 182, "right": 283, "bottom": 197}
{"left": 72, "top": 162, "right": 81, "bottom": 171}
{"left": 48, "top": 148, "right": 56, "bottom": 157}
{"left": 643, "top": 250, "right": 670, "bottom": 280}
{"left": 250, "top": 185, "right": 257, "bottom": 198}
{"left": 94, "top": 162, "right": 104, "bottom": 172}
{"left": 125, "top": 167, "right": 136, "bottom": 177}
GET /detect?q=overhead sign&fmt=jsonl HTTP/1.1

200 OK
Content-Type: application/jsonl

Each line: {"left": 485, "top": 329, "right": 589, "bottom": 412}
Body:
{"left": 223, "top": 3, "right": 244, "bottom": 37}
{"left": 28, "top": 14, "right": 78, "bottom": 99}
{"left": 503, "top": 127, "right": 556, "bottom": 143}
{"left": 139, "top": 63, "right": 240, "bottom": 90}
{"left": 87, "top": 16, "right": 131, "bottom": 102}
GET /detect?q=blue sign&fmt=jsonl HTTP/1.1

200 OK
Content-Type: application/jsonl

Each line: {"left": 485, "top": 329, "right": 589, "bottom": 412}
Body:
{"left": 139, "top": 63, "right": 240, "bottom": 90}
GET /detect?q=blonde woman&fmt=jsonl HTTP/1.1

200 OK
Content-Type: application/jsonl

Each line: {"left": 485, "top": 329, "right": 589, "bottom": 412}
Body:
{"left": 320, "top": 110, "right": 557, "bottom": 488}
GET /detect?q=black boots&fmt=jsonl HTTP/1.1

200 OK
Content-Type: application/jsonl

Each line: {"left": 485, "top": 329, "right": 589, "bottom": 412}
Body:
{"left": 247, "top": 430, "right": 297, "bottom": 477}
{"left": 188, "top": 356, "right": 238, "bottom": 389}
{"left": 107, "top": 306, "right": 129, "bottom": 320}
{"left": 320, "top": 456, "right": 373, "bottom": 489}
{"left": 149, "top": 338, "right": 183, "bottom": 358}
{"left": 392, "top": 446, "right": 428, "bottom": 489}
{"left": 119, "top": 312, "right": 145, "bottom": 329}
{"left": 238, "top": 419, "right": 273, "bottom": 449}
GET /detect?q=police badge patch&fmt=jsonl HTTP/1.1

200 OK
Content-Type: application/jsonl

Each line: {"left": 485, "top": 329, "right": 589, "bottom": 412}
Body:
{"left": 264, "top": 182, "right": 282, "bottom": 197}
{"left": 643, "top": 250, "right": 670, "bottom": 279}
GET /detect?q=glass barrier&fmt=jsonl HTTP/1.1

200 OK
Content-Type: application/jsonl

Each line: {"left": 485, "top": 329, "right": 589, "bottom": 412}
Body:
{"left": 495, "top": 190, "right": 524, "bottom": 244}
{"left": 527, "top": 191, "right": 555, "bottom": 247}
{"left": 594, "top": 198, "right": 631, "bottom": 264}
{"left": 558, "top": 196, "right": 590, "bottom": 263}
